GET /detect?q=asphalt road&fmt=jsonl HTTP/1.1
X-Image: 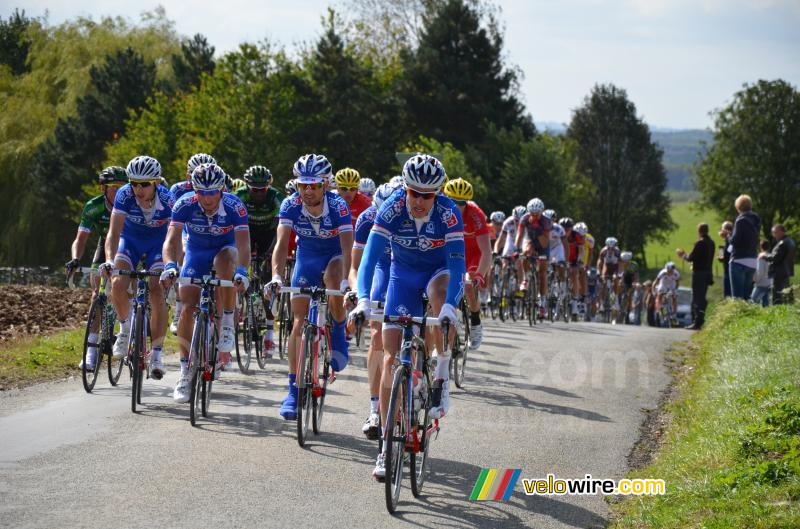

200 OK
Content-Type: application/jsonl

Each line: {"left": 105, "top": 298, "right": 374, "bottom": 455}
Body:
{"left": 0, "top": 319, "right": 689, "bottom": 529}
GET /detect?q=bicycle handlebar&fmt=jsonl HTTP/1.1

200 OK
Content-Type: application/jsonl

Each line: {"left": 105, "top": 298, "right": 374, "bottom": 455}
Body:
{"left": 178, "top": 277, "right": 235, "bottom": 287}
{"left": 368, "top": 314, "right": 443, "bottom": 327}
{"left": 279, "top": 286, "right": 345, "bottom": 297}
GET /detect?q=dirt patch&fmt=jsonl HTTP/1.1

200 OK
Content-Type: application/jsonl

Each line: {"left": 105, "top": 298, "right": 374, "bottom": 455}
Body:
{"left": 0, "top": 285, "right": 91, "bottom": 341}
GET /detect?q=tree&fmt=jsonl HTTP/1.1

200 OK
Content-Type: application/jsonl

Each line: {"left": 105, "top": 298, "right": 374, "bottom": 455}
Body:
{"left": 695, "top": 79, "right": 800, "bottom": 239}
{"left": 171, "top": 33, "right": 215, "bottom": 93}
{"left": 402, "top": 0, "right": 532, "bottom": 150}
{"left": 567, "top": 84, "right": 674, "bottom": 262}
{"left": 0, "top": 9, "right": 32, "bottom": 75}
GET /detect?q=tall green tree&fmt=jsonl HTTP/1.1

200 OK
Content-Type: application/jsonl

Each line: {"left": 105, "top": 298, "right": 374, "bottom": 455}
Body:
{"left": 695, "top": 79, "right": 800, "bottom": 238}
{"left": 402, "top": 0, "right": 532, "bottom": 150}
{"left": 171, "top": 33, "right": 215, "bottom": 93}
{"left": 0, "top": 9, "right": 32, "bottom": 75}
{"left": 567, "top": 84, "right": 674, "bottom": 261}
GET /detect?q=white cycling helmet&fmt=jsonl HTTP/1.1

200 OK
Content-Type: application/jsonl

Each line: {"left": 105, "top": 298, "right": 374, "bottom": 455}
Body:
{"left": 512, "top": 205, "right": 526, "bottom": 220}
{"left": 666, "top": 261, "right": 676, "bottom": 270}
{"left": 191, "top": 163, "right": 226, "bottom": 191}
{"left": 187, "top": 153, "right": 216, "bottom": 175}
{"left": 402, "top": 154, "right": 446, "bottom": 191}
{"left": 389, "top": 175, "right": 404, "bottom": 188}
{"left": 543, "top": 209, "right": 556, "bottom": 220}
{"left": 526, "top": 198, "right": 545, "bottom": 214}
{"left": 126, "top": 155, "right": 162, "bottom": 182}
{"left": 574, "top": 222, "right": 588, "bottom": 236}
{"left": 490, "top": 211, "right": 506, "bottom": 223}
{"left": 358, "top": 177, "right": 376, "bottom": 195}
{"left": 373, "top": 183, "right": 396, "bottom": 209}
{"left": 605, "top": 237, "right": 618, "bottom": 247}
{"left": 285, "top": 179, "right": 297, "bottom": 194}
{"left": 621, "top": 251, "right": 633, "bottom": 262}
{"left": 293, "top": 153, "right": 332, "bottom": 184}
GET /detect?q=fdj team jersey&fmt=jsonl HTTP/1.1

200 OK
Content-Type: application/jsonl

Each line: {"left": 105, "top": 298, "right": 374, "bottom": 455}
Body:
{"left": 170, "top": 180, "right": 194, "bottom": 200}
{"left": 78, "top": 195, "right": 111, "bottom": 235}
{"left": 113, "top": 184, "right": 175, "bottom": 240}
{"left": 234, "top": 187, "right": 284, "bottom": 233}
{"left": 354, "top": 206, "right": 391, "bottom": 268}
{"left": 278, "top": 191, "right": 352, "bottom": 254}
{"left": 170, "top": 192, "right": 249, "bottom": 250}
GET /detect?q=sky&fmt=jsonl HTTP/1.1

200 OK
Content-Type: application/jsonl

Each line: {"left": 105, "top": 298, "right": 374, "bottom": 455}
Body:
{"left": 6, "top": 0, "right": 800, "bottom": 129}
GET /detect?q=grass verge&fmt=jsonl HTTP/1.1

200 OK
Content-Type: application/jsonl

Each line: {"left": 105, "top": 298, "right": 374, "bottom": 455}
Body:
{"left": 610, "top": 301, "right": 800, "bottom": 528}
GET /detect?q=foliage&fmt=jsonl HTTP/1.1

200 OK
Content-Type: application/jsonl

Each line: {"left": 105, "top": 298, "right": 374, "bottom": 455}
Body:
{"left": 567, "top": 84, "right": 674, "bottom": 261}
{"left": 0, "top": 8, "right": 32, "bottom": 75}
{"left": 695, "top": 79, "right": 800, "bottom": 239}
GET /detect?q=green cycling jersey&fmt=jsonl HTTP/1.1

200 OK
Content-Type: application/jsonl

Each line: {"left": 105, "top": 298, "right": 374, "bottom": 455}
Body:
{"left": 78, "top": 194, "right": 112, "bottom": 235}
{"left": 234, "top": 186, "right": 284, "bottom": 232}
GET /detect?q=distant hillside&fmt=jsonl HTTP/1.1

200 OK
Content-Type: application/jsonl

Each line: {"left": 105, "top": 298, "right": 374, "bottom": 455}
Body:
{"left": 535, "top": 122, "right": 714, "bottom": 191}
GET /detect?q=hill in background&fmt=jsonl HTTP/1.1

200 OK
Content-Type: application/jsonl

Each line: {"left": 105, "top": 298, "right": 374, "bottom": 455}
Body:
{"left": 535, "top": 122, "right": 714, "bottom": 191}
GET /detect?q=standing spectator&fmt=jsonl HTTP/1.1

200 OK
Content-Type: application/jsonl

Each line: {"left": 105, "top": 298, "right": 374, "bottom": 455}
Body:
{"left": 750, "top": 240, "right": 772, "bottom": 307}
{"left": 718, "top": 221, "right": 733, "bottom": 298}
{"left": 765, "top": 224, "right": 796, "bottom": 305}
{"left": 729, "top": 195, "right": 761, "bottom": 300}
{"left": 677, "top": 222, "right": 716, "bottom": 329}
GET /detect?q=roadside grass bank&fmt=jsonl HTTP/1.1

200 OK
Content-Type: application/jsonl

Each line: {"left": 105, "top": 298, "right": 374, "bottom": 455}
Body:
{"left": 610, "top": 301, "right": 800, "bottom": 528}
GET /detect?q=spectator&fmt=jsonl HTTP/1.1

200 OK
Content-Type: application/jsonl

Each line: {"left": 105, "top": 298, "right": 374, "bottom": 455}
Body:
{"left": 677, "top": 222, "right": 716, "bottom": 329}
{"left": 765, "top": 224, "right": 796, "bottom": 305}
{"left": 718, "top": 221, "right": 733, "bottom": 298}
{"left": 729, "top": 195, "right": 761, "bottom": 300}
{"left": 643, "top": 279, "right": 656, "bottom": 326}
{"left": 750, "top": 240, "right": 772, "bottom": 307}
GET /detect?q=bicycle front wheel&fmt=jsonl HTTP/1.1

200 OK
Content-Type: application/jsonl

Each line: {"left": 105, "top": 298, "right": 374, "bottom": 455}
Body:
{"left": 81, "top": 296, "right": 104, "bottom": 393}
{"left": 411, "top": 356, "right": 434, "bottom": 498}
{"left": 384, "top": 366, "right": 408, "bottom": 514}
{"left": 202, "top": 323, "right": 218, "bottom": 418}
{"left": 313, "top": 330, "right": 331, "bottom": 434}
{"left": 130, "top": 307, "right": 145, "bottom": 413}
{"left": 297, "top": 325, "right": 314, "bottom": 447}
{"left": 236, "top": 294, "right": 252, "bottom": 374}
{"left": 188, "top": 315, "right": 205, "bottom": 426}
{"left": 106, "top": 303, "right": 123, "bottom": 385}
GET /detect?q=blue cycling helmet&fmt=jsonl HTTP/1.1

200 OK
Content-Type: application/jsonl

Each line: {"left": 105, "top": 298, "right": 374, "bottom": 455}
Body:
{"left": 402, "top": 154, "right": 446, "bottom": 191}
{"left": 191, "top": 163, "right": 227, "bottom": 191}
{"left": 126, "top": 155, "right": 162, "bottom": 182}
{"left": 373, "top": 183, "right": 397, "bottom": 209}
{"left": 292, "top": 154, "right": 332, "bottom": 184}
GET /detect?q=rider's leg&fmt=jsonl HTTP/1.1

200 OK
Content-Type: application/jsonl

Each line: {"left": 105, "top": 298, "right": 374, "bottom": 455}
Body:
{"left": 323, "top": 256, "right": 348, "bottom": 372}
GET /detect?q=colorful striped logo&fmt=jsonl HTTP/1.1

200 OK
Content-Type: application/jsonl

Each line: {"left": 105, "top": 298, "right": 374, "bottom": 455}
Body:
{"left": 469, "top": 469, "right": 522, "bottom": 500}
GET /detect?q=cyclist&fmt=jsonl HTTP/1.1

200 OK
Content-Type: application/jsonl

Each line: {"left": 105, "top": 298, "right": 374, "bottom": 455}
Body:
{"left": 494, "top": 205, "right": 526, "bottom": 289}
{"left": 597, "top": 237, "right": 621, "bottom": 309}
{"left": 161, "top": 163, "right": 250, "bottom": 402}
{"left": 350, "top": 154, "right": 464, "bottom": 480}
{"left": 486, "top": 211, "right": 505, "bottom": 305}
{"left": 514, "top": 197, "right": 551, "bottom": 318}
{"left": 443, "top": 177, "right": 490, "bottom": 349}
{"left": 267, "top": 154, "right": 353, "bottom": 420}
{"left": 575, "top": 222, "right": 593, "bottom": 314}
{"left": 586, "top": 266, "right": 599, "bottom": 318}
{"left": 169, "top": 153, "right": 217, "bottom": 334}
{"left": 67, "top": 166, "right": 127, "bottom": 369}
{"left": 358, "top": 177, "right": 376, "bottom": 200}
{"left": 349, "top": 183, "right": 397, "bottom": 440}
{"left": 560, "top": 217, "right": 584, "bottom": 316}
{"left": 335, "top": 168, "right": 372, "bottom": 226}
{"left": 653, "top": 261, "right": 680, "bottom": 318}
{"left": 284, "top": 179, "right": 298, "bottom": 259}
{"left": 230, "top": 178, "right": 247, "bottom": 193}
{"left": 235, "top": 165, "right": 285, "bottom": 353}
{"left": 544, "top": 209, "right": 567, "bottom": 289}
{"left": 101, "top": 156, "right": 174, "bottom": 380}
{"left": 620, "top": 251, "right": 639, "bottom": 320}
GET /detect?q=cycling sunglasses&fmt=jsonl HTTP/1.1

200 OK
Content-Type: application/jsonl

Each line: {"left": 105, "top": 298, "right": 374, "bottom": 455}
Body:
{"left": 406, "top": 187, "right": 437, "bottom": 200}
{"left": 338, "top": 186, "right": 358, "bottom": 192}
{"left": 249, "top": 185, "right": 268, "bottom": 192}
{"left": 130, "top": 180, "right": 159, "bottom": 188}
{"left": 298, "top": 182, "right": 323, "bottom": 191}
{"left": 196, "top": 189, "right": 221, "bottom": 197}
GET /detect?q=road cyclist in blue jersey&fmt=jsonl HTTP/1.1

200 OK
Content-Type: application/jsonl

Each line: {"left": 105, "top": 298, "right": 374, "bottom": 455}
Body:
{"left": 101, "top": 155, "right": 175, "bottom": 380}
{"left": 350, "top": 154, "right": 466, "bottom": 480}
{"left": 266, "top": 154, "right": 354, "bottom": 421}
{"left": 348, "top": 182, "right": 402, "bottom": 440}
{"left": 168, "top": 153, "right": 218, "bottom": 334}
{"left": 160, "top": 163, "right": 251, "bottom": 403}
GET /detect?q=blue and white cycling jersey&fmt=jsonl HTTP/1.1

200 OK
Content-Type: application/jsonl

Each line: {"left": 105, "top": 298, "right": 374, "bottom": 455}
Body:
{"left": 357, "top": 188, "right": 466, "bottom": 309}
{"left": 170, "top": 192, "right": 249, "bottom": 250}
{"left": 354, "top": 206, "right": 391, "bottom": 267}
{"left": 278, "top": 191, "right": 352, "bottom": 255}
{"left": 170, "top": 180, "right": 194, "bottom": 201}
{"left": 112, "top": 183, "right": 175, "bottom": 241}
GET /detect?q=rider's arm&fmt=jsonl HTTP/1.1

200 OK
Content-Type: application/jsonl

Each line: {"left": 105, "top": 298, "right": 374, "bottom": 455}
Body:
{"left": 230, "top": 196, "right": 251, "bottom": 270}
{"left": 162, "top": 224, "right": 183, "bottom": 265}
{"left": 494, "top": 230, "right": 506, "bottom": 254}
{"left": 104, "top": 213, "right": 125, "bottom": 264}
{"left": 349, "top": 247, "right": 363, "bottom": 288}
{"left": 476, "top": 232, "right": 492, "bottom": 277}
{"left": 356, "top": 227, "right": 390, "bottom": 300}
{"left": 71, "top": 230, "right": 90, "bottom": 260}
{"left": 333, "top": 198, "right": 354, "bottom": 279}
{"left": 271, "top": 225, "right": 291, "bottom": 280}
{"left": 235, "top": 229, "right": 251, "bottom": 270}
{"left": 514, "top": 220, "right": 524, "bottom": 250}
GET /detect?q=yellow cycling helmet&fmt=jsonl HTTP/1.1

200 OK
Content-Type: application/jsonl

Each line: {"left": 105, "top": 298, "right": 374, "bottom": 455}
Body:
{"left": 443, "top": 177, "right": 473, "bottom": 201}
{"left": 334, "top": 167, "right": 361, "bottom": 188}
{"left": 230, "top": 178, "right": 248, "bottom": 193}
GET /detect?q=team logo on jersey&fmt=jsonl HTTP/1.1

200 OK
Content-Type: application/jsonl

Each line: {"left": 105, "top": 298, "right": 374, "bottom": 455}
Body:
{"left": 418, "top": 236, "right": 445, "bottom": 251}
{"left": 338, "top": 203, "right": 349, "bottom": 218}
{"left": 297, "top": 275, "right": 308, "bottom": 286}
{"left": 292, "top": 196, "right": 302, "bottom": 206}
{"left": 151, "top": 219, "right": 170, "bottom": 227}
{"left": 209, "top": 225, "right": 233, "bottom": 235}
{"left": 401, "top": 220, "right": 412, "bottom": 228}
{"left": 442, "top": 208, "right": 458, "bottom": 228}
{"left": 319, "top": 228, "right": 340, "bottom": 238}
{"left": 426, "top": 223, "right": 435, "bottom": 234}
{"left": 323, "top": 217, "right": 332, "bottom": 227}
{"left": 396, "top": 304, "right": 409, "bottom": 316}
{"left": 236, "top": 203, "right": 247, "bottom": 217}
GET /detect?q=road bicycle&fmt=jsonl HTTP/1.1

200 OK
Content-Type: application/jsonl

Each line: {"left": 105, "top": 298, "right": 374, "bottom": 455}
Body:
{"left": 498, "top": 256, "right": 519, "bottom": 322}
{"left": 236, "top": 252, "right": 269, "bottom": 372}
{"left": 276, "top": 257, "right": 295, "bottom": 359}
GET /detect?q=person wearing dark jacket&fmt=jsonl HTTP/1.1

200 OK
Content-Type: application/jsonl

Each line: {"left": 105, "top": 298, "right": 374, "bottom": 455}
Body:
{"left": 677, "top": 222, "right": 716, "bottom": 329}
{"left": 718, "top": 221, "right": 733, "bottom": 298}
{"left": 765, "top": 224, "right": 796, "bottom": 305}
{"left": 729, "top": 195, "right": 761, "bottom": 300}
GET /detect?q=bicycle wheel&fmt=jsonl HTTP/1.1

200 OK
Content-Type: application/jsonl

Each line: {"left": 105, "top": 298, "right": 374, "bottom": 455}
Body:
{"left": 130, "top": 307, "right": 144, "bottom": 413}
{"left": 384, "top": 365, "right": 408, "bottom": 514}
{"left": 312, "top": 330, "right": 331, "bottom": 434}
{"left": 81, "top": 296, "right": 104, "bottom": 393}
{"left": 202, "top": 323, "right": 218, "bottom": 418}
{"left": 105, "top": 303, "right": 123, "bottom": 385}
{"left": 277, "top": 293, "right": 289, "bottom": 361}
{"left": 297, "top": 326, "right": 314, "bottom": 447}
{"left": 411, "top": 354, "right": 434, "bottom": 498}
{"left": 236, "top": 294, "right": 252, "bottom": 374}
{"left": 452, "top": 311, "right": 468, "bottom": 389}
{"left": 189, "top": 315, "right": 205, "bottom": 426}
{"left": 498, "top": 272, "right": 507, "bottom": 322}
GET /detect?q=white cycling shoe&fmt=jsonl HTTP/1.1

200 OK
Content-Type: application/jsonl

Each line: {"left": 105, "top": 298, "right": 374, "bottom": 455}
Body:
{"left": 78, "top": 348, "right": 98, "bottom": 370}
{"left": 112, "top": 329, "right": 130, "bottom": 358}
{"left": 372, "top": 452, "right": 386, "bottom": 481}
{"left": 150, "top": 353, "right": 166, "bottom": 380}
{"left": 429, "top": 378, "right": 450, "bottom": 419}
{"left": 173, "top": 375, "right": 190, "bottom": 403}
{"left": 218, "top": 325, "right": 236, "bottom": 353}
{"left": 469, "top": 324, "right": 483, "bottom": 350}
